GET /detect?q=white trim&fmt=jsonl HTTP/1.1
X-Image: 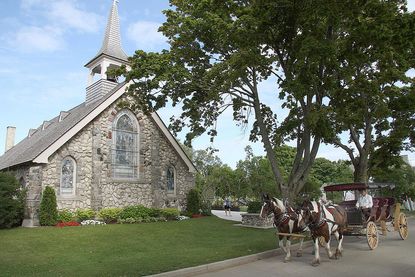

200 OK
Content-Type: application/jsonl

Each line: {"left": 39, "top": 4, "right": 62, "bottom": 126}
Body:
{"left": 33, "top": 81, "right": 196, "bottom": 173}
{"left": 151, "top": 112, "right": 197, "bottom": 173}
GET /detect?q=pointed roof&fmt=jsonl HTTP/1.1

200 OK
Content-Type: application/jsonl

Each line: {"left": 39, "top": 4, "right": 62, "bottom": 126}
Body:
{"left": 0, "top": 83, "right": 196, "bottom": 173}
{"left": 85, "top": 0, "right": 128, "bottom": 67}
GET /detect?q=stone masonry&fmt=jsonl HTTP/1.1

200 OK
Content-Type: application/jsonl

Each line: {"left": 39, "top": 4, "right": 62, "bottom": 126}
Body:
{"left": 12, "top": 95, "right": 195, "bottom": 225}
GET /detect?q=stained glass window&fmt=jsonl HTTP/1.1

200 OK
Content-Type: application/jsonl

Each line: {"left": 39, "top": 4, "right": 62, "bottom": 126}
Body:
{"left": 61, "top": 157, "right": 75, "bottom": 195}
{"left": 113, "top": 112, "right": 138, "bottom": 179}
{"left": 167, "top": 166, "right": 175, "bottom": 193}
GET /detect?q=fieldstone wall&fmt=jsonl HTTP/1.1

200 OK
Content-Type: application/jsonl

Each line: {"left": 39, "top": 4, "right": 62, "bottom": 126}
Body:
{"left": 241, "top": 213, "right": 274, "bottom": 228}
{"left": 14, "top": 165, "right": 43, "bottom": 226}
{"left": 12, "top": 94, "right": 195, "bottom": 226}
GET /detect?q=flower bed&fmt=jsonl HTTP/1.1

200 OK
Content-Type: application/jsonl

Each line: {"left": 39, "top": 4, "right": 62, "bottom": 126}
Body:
{"left": 55, "top": 221, "right": 80, "bottom": 227}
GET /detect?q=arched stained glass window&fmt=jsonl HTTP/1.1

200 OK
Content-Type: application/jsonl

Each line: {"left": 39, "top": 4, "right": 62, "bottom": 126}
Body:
{"left": 112, "top": 111, "right": 138, "bottom": 179}
{"left": 167, "top": 166, "right": 175, "bottom": 193}
{"left": 60, "top": 156, "right": 76, "bottom": 195}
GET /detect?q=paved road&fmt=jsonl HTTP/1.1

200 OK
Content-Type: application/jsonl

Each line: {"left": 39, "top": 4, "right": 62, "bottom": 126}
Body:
{"left": 198, "top": 218, "right": 415, "bottom": 277}
{"left": 211, "top": 210, "right": 246, "bottom": 222}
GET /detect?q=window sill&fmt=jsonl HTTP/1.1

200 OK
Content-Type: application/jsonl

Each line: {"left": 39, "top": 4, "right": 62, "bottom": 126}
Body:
{"left": 57, "top": 196, "right": 81, "bottom": 201}
{"left": 110, "top": 178, "right": 147, "bottom": 184}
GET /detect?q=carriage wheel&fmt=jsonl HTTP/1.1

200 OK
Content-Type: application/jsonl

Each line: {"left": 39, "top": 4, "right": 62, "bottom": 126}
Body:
{"left": 366, "top": 221, "right": 378, "bottom": 250}
{"left": 398, "top": 213, "right": 408, "bottom": 240}
{"left": 318, "top": 236, "right": 326, "bottom": 247}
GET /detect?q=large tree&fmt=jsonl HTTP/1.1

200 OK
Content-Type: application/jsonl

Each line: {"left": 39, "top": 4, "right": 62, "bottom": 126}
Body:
{"left": 118, "top": 0, "right": 344, "bottom": 200}
{"left": 118, "top": 0, "right": 413, "bottom": 199}
{"left": 326, "top": 0, "right": 415, "bottom": 182}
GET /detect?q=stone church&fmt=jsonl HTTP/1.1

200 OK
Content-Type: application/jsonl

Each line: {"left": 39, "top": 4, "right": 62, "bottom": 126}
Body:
{"left": 0, "top": 1, "right": 196, "bottom": 227}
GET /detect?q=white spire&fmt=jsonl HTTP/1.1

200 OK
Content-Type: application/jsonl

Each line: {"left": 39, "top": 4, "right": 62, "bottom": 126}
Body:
{"left": 86, "top": 0, "right": 128, "bottom": 65}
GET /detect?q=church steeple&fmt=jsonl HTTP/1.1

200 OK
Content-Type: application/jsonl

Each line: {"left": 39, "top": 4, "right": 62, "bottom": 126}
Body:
{"left": 85, "top": 0, "right": 129, "bottom": 105}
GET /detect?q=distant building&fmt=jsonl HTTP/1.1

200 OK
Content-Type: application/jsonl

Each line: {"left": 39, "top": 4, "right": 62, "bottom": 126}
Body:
{"left": 0, "top": 1, "right": 196, "bottom": 226}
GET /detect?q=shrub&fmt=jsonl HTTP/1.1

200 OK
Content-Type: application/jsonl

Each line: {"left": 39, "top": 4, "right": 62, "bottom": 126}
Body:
{"left": 57, "top": 209, "right": 74, "bottom": 223}
{"left": 0, "top": 172, "right": 26, "bottom": 229}
{"left": 247, "top": 201, "right": 263, "bottom": 213}
{"left": 75, "top": 209, "right": 96, "bottom": 222}
{"left": 200, "top": 201, "right": 212, "bottom": 216}
{"left": 39, "top": 186, "right": 58, "bottom": 226}
{"left": 98, "top": 208, "right": 122, "bottom": 223}
{"left": 160, "top": 208, "right": 180, "bottom": 220}
{"left": 119, "top": 205, "right": 153, "bottom": 220}
{"left": 186, "top": 189, "right": 201, "bottom": 214}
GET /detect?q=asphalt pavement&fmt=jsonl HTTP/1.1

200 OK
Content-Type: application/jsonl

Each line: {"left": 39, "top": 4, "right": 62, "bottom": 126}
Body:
{"left": 197, "top": 217, "right": 415, "bottom": 277}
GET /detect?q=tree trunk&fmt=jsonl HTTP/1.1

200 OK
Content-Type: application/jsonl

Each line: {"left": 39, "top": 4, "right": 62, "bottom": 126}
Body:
{"left": 250, "top": 71, "right": 287, "bottom": 197}
{"left": 353, "top": 156, "right": 369, "bottom": 183}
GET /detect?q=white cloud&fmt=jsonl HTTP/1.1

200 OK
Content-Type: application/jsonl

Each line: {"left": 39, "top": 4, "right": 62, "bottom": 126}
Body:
{"left": 127, "top": 21, "right": 167, "bottom": 51}
{"left": 11, "top": 26, "right": 63, "bottom": 52}
{"left": 48, "top": 1, "right": 102, "bottom": 33}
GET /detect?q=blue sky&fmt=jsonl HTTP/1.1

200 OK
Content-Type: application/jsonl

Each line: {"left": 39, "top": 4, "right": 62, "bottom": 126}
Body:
{"left": 0, "top": 0, "right": 414, "bottom": 167}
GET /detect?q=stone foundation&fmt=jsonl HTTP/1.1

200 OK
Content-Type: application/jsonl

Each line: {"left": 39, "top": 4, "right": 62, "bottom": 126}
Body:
{"left": 241, "top": 213, "right": 274, "bottom": 228}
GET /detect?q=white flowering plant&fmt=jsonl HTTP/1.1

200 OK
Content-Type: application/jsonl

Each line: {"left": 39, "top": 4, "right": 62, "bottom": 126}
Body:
{"left": 81, "top": 219, "right": 106, "bottom": 226}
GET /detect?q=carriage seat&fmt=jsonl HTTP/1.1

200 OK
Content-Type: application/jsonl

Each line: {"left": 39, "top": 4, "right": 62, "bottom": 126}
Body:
{"left": 370, "top": 198, "right": 394, "bottom": 222}
{"left": 340, "top": 200, "right": 357, "bottom": 211}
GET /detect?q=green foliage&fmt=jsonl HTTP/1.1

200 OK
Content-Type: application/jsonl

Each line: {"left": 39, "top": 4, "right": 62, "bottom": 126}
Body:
{"left": 75, "top": 209, "right": 96, "bottom": 222}
{"left": 186, "top": 189, "right": 201, "bottom": 214}
{"left": 0, "top": 172, "right": 26, "bottom": 229}
{"left": 120, "top": 0, "right": 415, "bottom": 199}
{"left": 57, "top": 209, "right": 74, "bottom": 223}
{"left": 98, "top": 208, "right": 122, "bottom": 223}
{"left": 247, "top": 201, "right": 263, "bottom": 214}
{"left": 0, "top": 217, "right": 278, "bottom": 276}
{"left": 39, "top": 186, "right": 58, "bottom": 226}
{"left": 160, "top": 208, "right": 180, "bottom": 220}
{"left": 371, "top": 160, "right": 415, "bottom": 199}
{"left": 325, "top": 1, "right": 415, "bottom": 181}
{"left": 119, "top": 205, "right": 155, "bottom": 220}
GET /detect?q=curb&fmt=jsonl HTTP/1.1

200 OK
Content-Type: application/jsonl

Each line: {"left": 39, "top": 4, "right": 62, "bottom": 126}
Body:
{"left": 147, "top": 241, "right": 313, "bottom": 277}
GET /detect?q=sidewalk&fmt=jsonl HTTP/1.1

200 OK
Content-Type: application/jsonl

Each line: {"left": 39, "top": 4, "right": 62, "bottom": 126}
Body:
{"left": 211, "top": 209, "right": 246, "bottom": 222}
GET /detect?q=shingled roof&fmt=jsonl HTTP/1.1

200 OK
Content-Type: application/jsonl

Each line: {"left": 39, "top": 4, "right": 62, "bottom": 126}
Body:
{"left": 0, "top": 83, "right": 123, "bottom": 170}
{"left": 0, "top": 83, "right": 196, "bottom": 173}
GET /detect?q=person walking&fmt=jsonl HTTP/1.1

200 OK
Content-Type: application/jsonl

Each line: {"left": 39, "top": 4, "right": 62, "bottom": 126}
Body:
{"left": 224, "top": 197, "right": 232, "bottom": 216}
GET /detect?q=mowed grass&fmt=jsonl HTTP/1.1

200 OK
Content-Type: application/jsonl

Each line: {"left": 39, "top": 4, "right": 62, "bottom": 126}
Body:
{"left": 0, "top": 217, "right": 277, "bottom": 276}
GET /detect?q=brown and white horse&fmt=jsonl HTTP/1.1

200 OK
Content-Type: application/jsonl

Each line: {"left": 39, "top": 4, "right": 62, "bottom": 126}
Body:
{"left": 260, "top": 194, "right": 307, "bottom": 262}
{"left": 301, "top": 200, "right": 347, "bottom": 266}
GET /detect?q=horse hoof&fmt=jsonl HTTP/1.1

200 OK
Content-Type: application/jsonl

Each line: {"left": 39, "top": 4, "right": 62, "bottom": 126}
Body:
{"left": 311, "top": 260, "right": 320, "bottom": 267}
{"left": 329, "top": 255, "right": 337, "bottom": 260}
{"left": 296, "top": 252, "right": 302, "bottom": 257}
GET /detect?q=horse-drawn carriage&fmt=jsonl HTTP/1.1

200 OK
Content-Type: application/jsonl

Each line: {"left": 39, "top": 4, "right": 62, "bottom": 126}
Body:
{"left": 260, "top": 182, "right": 409, "bottom": 265}
{"left": 323, "top": 182, "right": 409, "bottom": 250}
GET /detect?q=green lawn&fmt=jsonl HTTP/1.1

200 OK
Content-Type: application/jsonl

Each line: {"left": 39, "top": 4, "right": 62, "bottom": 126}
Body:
{"left": 0, "top": 217, "right": 277, "bottom": 276}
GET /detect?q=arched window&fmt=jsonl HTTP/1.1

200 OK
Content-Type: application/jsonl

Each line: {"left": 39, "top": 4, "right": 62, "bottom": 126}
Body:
{"left": 60, "top": 156, "right": 76, "bottom": 196}
{"left": 167, "top": 166, "right": 175, "bottom": 193}
{"left": 112, "top": 110, "right": 138, "bottom": 179}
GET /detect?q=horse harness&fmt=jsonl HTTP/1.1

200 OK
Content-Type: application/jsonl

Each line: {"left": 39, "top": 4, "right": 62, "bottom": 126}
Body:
{"left": 307, "top": 204, "right": 337, "bottom": 232}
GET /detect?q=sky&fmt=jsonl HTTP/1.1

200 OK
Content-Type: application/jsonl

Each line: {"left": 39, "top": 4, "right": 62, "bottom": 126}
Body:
{"left": 0, "top": 0, "right": 414, "bottom": 168}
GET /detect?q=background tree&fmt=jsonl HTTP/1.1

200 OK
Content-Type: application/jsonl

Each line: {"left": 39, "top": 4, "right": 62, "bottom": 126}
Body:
{"left": 0, "top": 172, "right": 25, "bottom": 229}
{"left": 327, "top": 0, "right": 415, "bottom": 182}
{"left": 371, "top": 158, "right": 415, "bottom": 200}
{"left": 192, "top": 149, "right": 222, "bottom": 205}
